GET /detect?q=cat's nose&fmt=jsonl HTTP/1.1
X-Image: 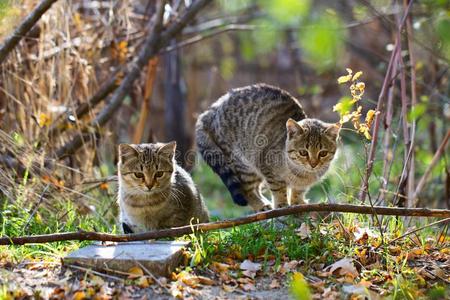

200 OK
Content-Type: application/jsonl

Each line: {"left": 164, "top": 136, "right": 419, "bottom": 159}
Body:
{"left": 310, "top": 160, "right": 319, "bottom": 168}
{"left": 145, "top": 181, "right": 154, "bottom": 190}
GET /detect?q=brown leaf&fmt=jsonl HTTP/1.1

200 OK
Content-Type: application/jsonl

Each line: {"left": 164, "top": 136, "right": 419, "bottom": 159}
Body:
{"left": 211, "top": 262, "right": 230, "bottom": 273}
{"left": 240, "top": 259, "right": 261, "bottom": 272}
{"left": 269, "top": 279, "right": 281, "bottom": 289}
{"left": 296, "top": 223, "right": 311, "bottom": 240}
{"left": 127, "top": 266, "right": 144, "bottom": 279}
{"left": 323, "top": 258, "right": 359, "bottom": 278}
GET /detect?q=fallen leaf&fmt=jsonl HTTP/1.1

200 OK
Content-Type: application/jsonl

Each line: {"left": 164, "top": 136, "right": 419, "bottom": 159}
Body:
{"left": 197, "top": 276, "right": 215, "bottom": 286}
{"left": 296, "top": 223, "right": 311, "bottom": 240}
{"left": 323, "top": 258, "right": 359, "bottom": 278}
{"left": 242, "top": 270, "right": 256, "bottom": 279}
{"left": 241, "top": 283, "right": 256, "bottom": 291}
{"left": 127, "top": 266, "right": 144, "bottom": 279}
{"left": 279, "top": 260, "right": 300, "bottom": 274}
{"left": 222, "top": 284, "right": 237, "bottom": 292}
{"left": 137, "top": 276, "right": 152, "bottom": 288}
{"left": 269, "top": 279, "right": 281, "bottom": 289}
{"left": 211, "top": 262, "right": 230, "bottom": 272}
{"left": 73, "top": 291, "right": 86, "bottom": 300}
{"left": 240, "top": 259, "right": 261, "bottom": 272}
{"left": 406, "top": 248, "right": 424, "bottom": 260}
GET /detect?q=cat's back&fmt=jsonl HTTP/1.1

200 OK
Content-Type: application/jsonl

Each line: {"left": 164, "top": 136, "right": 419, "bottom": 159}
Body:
{"left": 198, "top": 84, "right": 306, "bottom": 138}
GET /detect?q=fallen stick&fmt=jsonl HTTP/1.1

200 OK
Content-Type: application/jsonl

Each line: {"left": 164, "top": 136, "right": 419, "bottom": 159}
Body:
{"left": 1, "top": 203, "right": 450, "bottom": 246}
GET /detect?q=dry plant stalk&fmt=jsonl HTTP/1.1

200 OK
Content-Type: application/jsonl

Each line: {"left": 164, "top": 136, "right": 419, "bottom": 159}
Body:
{"left": 133, "top": 57, "right": 159, "bottom": 143}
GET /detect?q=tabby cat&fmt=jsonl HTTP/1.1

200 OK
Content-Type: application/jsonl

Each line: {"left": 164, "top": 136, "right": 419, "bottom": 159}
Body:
{"left": 195, "top": 84, "right": 340, "bottom": 211}
{"left": 118, "top": 142, "right": 209, "bottom": 233}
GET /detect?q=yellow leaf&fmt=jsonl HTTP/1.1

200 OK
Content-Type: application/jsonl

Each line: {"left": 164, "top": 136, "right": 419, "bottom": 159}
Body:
{"left": 38, "top": 113, "right": 51, "bottom": 127}
{"left": 73, "top": 291, "right": 86, "bottom": 300}
{"left": 128, "top": 266, "right": 144, "bottom": 279}
{"left": 337, "top": 74, "right": 352, "bottom": 84}
{"left": 332, "top": 103, "right": 342, "bottom": 112}
{"left": 137, "top": 276, "right": 152, "bottom": 288}
{"left": 356, "top": 82, "right": 365, "bottom": 91}
{"left": 363, "top": 129, "right": 371, "bottom": 140}
{"left": 346, "top": 68, "right": 353, "bottom": 74}
{"left": 86, "top": 287, "right": 95, "bottom": 297}
{"left": 118, "top": 40, "right": 128, "bottom": 50}
{"left": 290, "top": 272, "right": 311, "bottom": 300}
{"left": 365, "top": 109, "right": 377, "bottom": 127}
{"left": 73, "top": 12, "right": 83, "bottom": 28}
{"left": 352, "top": 71, "right": 363, "bottom": 81}
{"left": 440, "top": 248, "right": 450, "bottom": 254}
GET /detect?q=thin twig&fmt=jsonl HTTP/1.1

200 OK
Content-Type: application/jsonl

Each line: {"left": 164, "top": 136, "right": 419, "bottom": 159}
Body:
{"left": 413, "top": 130, "right": 450, "bottom": 206}
{"left": 385, "top": 217, "right": 450, "bottom": 246}
{"left": 1, "top": 203, "right": 450, "bottom": 245}
{"left": 66, "top": 264, "right": 125, "bottom": 282}
{"left": 129, "top": 255, "right": 170, "bottom": 294}
{"left": 358, "top": 0, "right": 414, "bottom": 202}
{"left": 23, "top": 184, "right": 50, "bottom": 233}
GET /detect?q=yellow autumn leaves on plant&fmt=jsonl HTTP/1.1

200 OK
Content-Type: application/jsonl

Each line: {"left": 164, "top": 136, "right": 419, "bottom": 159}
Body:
{"left": 333, "top": 68, "right": 378, "bottom": 140}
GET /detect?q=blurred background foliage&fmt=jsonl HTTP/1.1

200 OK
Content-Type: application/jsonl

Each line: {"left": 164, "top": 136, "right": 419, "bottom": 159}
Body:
{"left": 0, "top": 0, "right": 448, "bottom": 229}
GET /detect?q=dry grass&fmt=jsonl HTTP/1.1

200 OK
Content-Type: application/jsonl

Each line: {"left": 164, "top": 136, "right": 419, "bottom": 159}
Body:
{"left": 0, "top": 0, "right": 144, "bottom": 213}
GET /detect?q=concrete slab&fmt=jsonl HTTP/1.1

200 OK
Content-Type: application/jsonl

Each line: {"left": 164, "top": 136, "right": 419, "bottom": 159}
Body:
{"left": 63, "top": 241, "right": 189, "bottom": 277}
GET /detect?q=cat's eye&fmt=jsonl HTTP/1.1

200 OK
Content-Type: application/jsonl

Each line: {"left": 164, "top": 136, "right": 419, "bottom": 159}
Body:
{"left": 299, "top": 150, "right": 308, "bottom": 157}
{"left": 155, "top": 171, "right": 164, "bottom": 178}
{"left": 134, "top": 172, "right": 144, "bottom": 179}
{"left": 319, "top": 151, "right": 328, "bottom": 158}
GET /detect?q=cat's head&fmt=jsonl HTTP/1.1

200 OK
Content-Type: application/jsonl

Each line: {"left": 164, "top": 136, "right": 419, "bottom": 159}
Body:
{"left": 118, "top": 142, "right": 176, "bottom": 194}
{"left": 285, "top": 118, "right": 340, "bottom": 171}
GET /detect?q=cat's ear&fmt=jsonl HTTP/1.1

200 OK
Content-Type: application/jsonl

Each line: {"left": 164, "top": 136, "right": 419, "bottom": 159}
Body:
{"left": 118, "top": 144, "right": 138, "bottom": 162}
{"left": 286, "top": 118, "right": 304, "bottom": 138}
{"left": 159, "top": 141, "right": 177, "bottom": 159}
{"left": 325, "top": 123, "right": 341, "bottom": 140}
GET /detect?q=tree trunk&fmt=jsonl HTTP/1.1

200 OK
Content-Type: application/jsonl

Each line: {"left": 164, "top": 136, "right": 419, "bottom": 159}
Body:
{"left": 164, "top": 40, "right": 190, "bottom": 168}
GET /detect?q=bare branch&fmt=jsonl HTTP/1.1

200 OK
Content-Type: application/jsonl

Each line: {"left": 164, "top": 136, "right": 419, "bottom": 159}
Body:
{"left": 358, "top": 0, "right": 414, "bottom": 202}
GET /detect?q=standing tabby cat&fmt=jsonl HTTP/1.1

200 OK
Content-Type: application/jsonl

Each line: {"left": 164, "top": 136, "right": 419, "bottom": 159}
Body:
{"left": 195, "top": 84, "right": 340, "bottom": 211}
{"left": 118, "top": 142, "right": 209, "bottom": 233}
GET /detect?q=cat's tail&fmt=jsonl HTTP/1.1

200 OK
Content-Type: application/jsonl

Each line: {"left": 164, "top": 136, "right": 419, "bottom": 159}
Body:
{"left": 195, "top": 111, "right": 248, "bottom": 206}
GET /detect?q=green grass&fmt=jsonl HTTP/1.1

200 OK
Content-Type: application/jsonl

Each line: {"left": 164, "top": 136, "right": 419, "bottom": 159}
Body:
{"left": 0, "top": 189, "right": 117, "bottom": 262}
{"left": 1, "top": 135, "right": 448, "bottom": 298}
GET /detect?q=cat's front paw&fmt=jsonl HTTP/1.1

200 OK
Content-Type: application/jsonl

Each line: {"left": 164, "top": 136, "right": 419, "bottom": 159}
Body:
{"left": 258, "top": 204, "right": 273, "bottom": 212}
{"left": 291, "top": 198, "right": 309, "bottom": 205}
{"left": 275, "top": 203, "right": 289, "bottom": 209}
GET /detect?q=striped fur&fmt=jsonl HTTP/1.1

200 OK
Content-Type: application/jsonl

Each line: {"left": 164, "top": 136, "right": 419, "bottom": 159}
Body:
{"left": 117, "top": 142, "right": 209, "bottom": 232}
{"left": 195, "top": 84, "right": 340, "bottom": 211}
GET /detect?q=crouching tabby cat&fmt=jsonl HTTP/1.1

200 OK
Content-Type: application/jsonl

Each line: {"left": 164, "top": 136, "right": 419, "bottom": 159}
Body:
{"left": 118, "top": 142, "right": 209, "bottom": 233}
{"left": 196, "top": 84, "right": 340, "bottom": 211}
